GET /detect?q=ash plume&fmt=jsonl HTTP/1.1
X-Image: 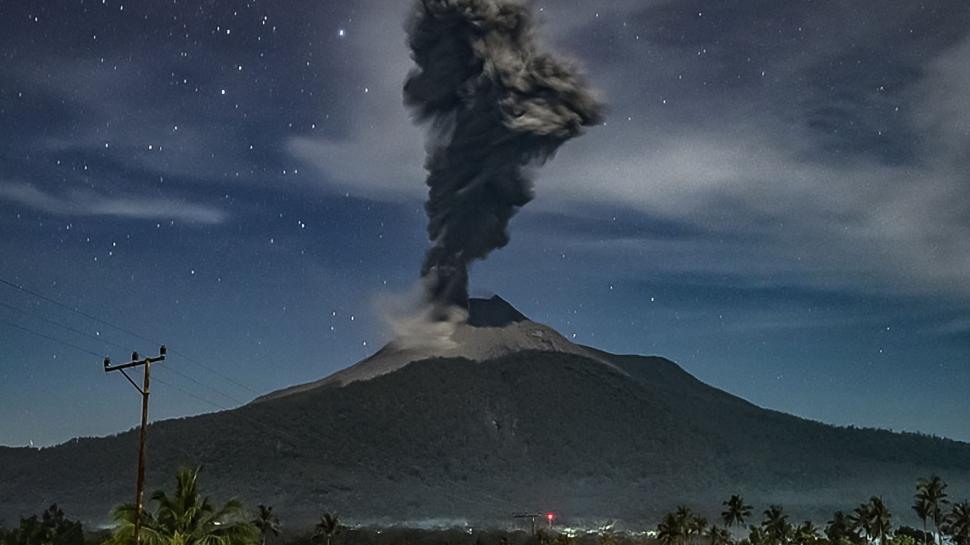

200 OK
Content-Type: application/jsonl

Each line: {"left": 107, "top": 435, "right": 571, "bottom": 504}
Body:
{"left": 404, "top": 0, "right": 603, "bottom": 313}
{"left": 376, "top": 285, "right": 467, "bottom": 352}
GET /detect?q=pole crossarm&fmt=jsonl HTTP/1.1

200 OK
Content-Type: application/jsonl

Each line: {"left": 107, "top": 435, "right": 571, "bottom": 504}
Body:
{"left": 105, "top": 354, "right": 166, "bottom": 372}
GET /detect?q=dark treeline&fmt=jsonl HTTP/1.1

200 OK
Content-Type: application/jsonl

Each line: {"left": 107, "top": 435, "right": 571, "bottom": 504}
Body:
{"left": 654, "top": 480, "right": 969, "bottom": 545}
{"left": 2, "top": 470, "right": 968, "bottom": 545}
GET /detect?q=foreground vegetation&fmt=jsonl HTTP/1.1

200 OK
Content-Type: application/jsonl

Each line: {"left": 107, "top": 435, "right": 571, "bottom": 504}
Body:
{"left": 654, "top": 480, "right": 970, "bottom": 545}
{"left": 2, "top": 470, "right": 968, "bottom": 545}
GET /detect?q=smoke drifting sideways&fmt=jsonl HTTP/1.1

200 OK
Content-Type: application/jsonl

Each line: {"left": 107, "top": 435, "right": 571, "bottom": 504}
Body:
{"left": 403, "top": 0, "right": 604, "bottom": 316}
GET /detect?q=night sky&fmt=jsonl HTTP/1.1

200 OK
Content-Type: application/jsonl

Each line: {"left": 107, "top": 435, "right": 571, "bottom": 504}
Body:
{"left": 1, "top": 0, "right": 969, "bottom": 447}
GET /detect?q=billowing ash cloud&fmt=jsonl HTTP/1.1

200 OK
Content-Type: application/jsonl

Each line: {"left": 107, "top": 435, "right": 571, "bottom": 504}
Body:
{"left": 403, "top": 0, "right": 603, "bottom": 313}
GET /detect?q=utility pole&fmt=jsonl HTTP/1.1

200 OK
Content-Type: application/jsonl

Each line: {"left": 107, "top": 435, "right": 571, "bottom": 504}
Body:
{"left": 104, "top": 345, "right": 166, "bottom": 545}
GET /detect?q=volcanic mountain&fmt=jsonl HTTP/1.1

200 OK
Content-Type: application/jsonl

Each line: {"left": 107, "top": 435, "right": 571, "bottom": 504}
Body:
{"left": 2, "top": 296, "right": 969, "bottom": 527}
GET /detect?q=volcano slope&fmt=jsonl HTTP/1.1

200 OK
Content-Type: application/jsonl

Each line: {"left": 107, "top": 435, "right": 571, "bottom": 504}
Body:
{"left": 2, "top": 296, "right": 969, "bottom": 527}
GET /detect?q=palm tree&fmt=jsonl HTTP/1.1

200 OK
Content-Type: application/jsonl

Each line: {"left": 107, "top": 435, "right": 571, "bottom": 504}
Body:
{"left": 723, "top": 497, "right": 754, "bottom": 530}
{"left": 851, "top": 502, "right": 874, "bottom": 545}
{"left": 916, "top": 476, "right": 949, "bottom": 545}
{"left": 251, "top": 505, "right": 280, "bottom": 545}
{"left": 690, "top": 515, "right": 709, "bottom": 545}
{"left": 673, "top": 506, "right": 706, "bottom": 545}
{"left": 313, "top": 513, "right": 340, "bottom": 545}
{"left": 827, "top": 511, "right": 858, "bottom": 545}
{"left": 868, "top": 497, "right": 892, "bottom": 545}
{"left": 849, "top": 498, "right": 891, "bottom": 545}
{"left": 762, "top": 506, "right": 790, "bottom": 545}
{"left": 944, "top": 502, "right": 970, "bottom": 545}
{"left": 108, "top": 467, "right": 258, "bottom": 545}
{"left": 914, "top": 497, "right": 932, "bottom": 545}
{"left": 658, "top": 512, "right": 681, "bottom": 545}
{"left": 675, "top": 506, "right": 694, "bottom": 545}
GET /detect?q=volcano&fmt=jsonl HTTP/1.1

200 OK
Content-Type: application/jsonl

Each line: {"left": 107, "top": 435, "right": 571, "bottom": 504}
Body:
{"left": 2, "top": 296, "right": 969, "bottom": 527}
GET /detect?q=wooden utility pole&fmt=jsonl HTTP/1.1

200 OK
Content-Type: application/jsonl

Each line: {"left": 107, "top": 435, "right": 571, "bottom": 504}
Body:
{"left": 104, "top": 346, "right": 166, "bottom": 545}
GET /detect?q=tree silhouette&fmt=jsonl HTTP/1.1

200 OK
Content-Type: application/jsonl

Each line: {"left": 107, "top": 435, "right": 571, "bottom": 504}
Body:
{"left": 313, "top": 514, "right": 341, "bottom": 545}
{"left": 252, "top": 505, "right": 280, "bottom": 545}
{"left": 108, "top": 467, "right": 258, "bottom": 545}
{"left": 658, "top": 512, "right": 681, "bottom": 545}
{"left": 944, "top": 501, "right": 970, "bottom": 545}
{"left": 723, "top": 496, "right": 753, "bottom": 530}
{"left": 914, "top": 497, "right": 933, "bottom": 545}
{"left": 868, "top": 497, "right": 892, "bottom": 545}
{"left": 849, "top": 497, "right": 892, "bottom": 545}
{"left": 762, "top": 506, "right": 790, "bottom": 545}
{"left": 673, "top": 506, "right": 706, "bottom": 545}
{"left": 827, "top": 511, "right": 860, "bottom": 545}
{"left": 1, "top": 505, "right": 83, "bottom": 545}
{"left": 916, "top": 476, "right": 949, "bottom": 545}
{"left": 690, "top": 515, "right": 710, "bottom": 545}
{"left": 851, "top": 502, "right": 873, "bottom": 545}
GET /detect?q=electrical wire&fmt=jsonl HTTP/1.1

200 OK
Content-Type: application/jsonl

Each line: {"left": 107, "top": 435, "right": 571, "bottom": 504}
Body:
{"left": 0, "top": 317, "right": 103, "bottom": 358}
{"left": 154, "top": 364, "right": 247, "bottom": 406}
{"left": 0, "top": 283, "right": 255, "bottom": 408}
{"left": 0, "top": 299, "right": 132, "bottom": 354}
{"left": 0, "top": 276, "right": 261, "bottom": 395}
{"left": 0, "top": 288, "right": 302, "bottom": 449}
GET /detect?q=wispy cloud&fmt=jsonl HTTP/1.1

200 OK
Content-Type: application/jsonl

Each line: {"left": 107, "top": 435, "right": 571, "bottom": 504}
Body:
{"left": 0, "top": 182, "right": 228, "bottom": 224}
{"left": 284, "top": 1, "right": 970, "bottom": 301}
{"left": 937, "top": 318, "right": 970, "bottom": 337}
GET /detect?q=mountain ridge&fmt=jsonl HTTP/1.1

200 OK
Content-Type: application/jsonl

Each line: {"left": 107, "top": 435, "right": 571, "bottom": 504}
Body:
{"left": 2, "top": 297, "right": 969, "bottom": 527}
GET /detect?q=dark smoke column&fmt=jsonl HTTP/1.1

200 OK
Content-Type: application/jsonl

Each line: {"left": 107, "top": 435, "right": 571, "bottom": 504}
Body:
{"left": 403, "top": 0, "right": 603, "bottom": 312}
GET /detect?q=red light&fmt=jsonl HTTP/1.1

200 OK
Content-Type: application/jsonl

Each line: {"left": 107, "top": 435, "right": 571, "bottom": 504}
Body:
{"left": 547, "top": 512, "right": 555, "bottom": 522}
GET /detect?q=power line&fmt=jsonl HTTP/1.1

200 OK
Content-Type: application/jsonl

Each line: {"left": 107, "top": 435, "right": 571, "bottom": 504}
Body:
{"left": 0, "top": 277, "right": 153, "bottom": 345}
{"left": 0, "top": 276, "right": 261, "bottom": 395}
{"left": 154, "top": 364, "right": 247, "bottom": 406}
{"left": 0, "top": 300, "right": 300, "bottom": 452}
{"left": 0, "top": 299, "right": 132, "bottom": 353}
{"left": 168, "top": 348, "right": 261, "bottom": 396}
{"left": 1, "top": 291, "right": 253, "bottom": 407}
{"left": 0, "top": 283, "right": 264, "bottom": 448}
{"left": 153, "top": 374, "right": 230, "bottom": 413}
{"left": 0, "top": 307, "right": 245, "bottom": 413}
{"left": 0, "top": 317, "right": 103, "bottom": 358}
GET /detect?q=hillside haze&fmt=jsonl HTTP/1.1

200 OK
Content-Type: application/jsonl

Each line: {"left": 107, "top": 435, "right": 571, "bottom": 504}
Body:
{"left": 2, "top": 296, "right": 969, "bottom": 527}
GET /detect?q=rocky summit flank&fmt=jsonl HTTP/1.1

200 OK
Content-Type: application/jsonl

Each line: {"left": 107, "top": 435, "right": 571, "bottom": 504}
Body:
{"left": 2, "top": 296, "right": 969, "bottom": 527}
